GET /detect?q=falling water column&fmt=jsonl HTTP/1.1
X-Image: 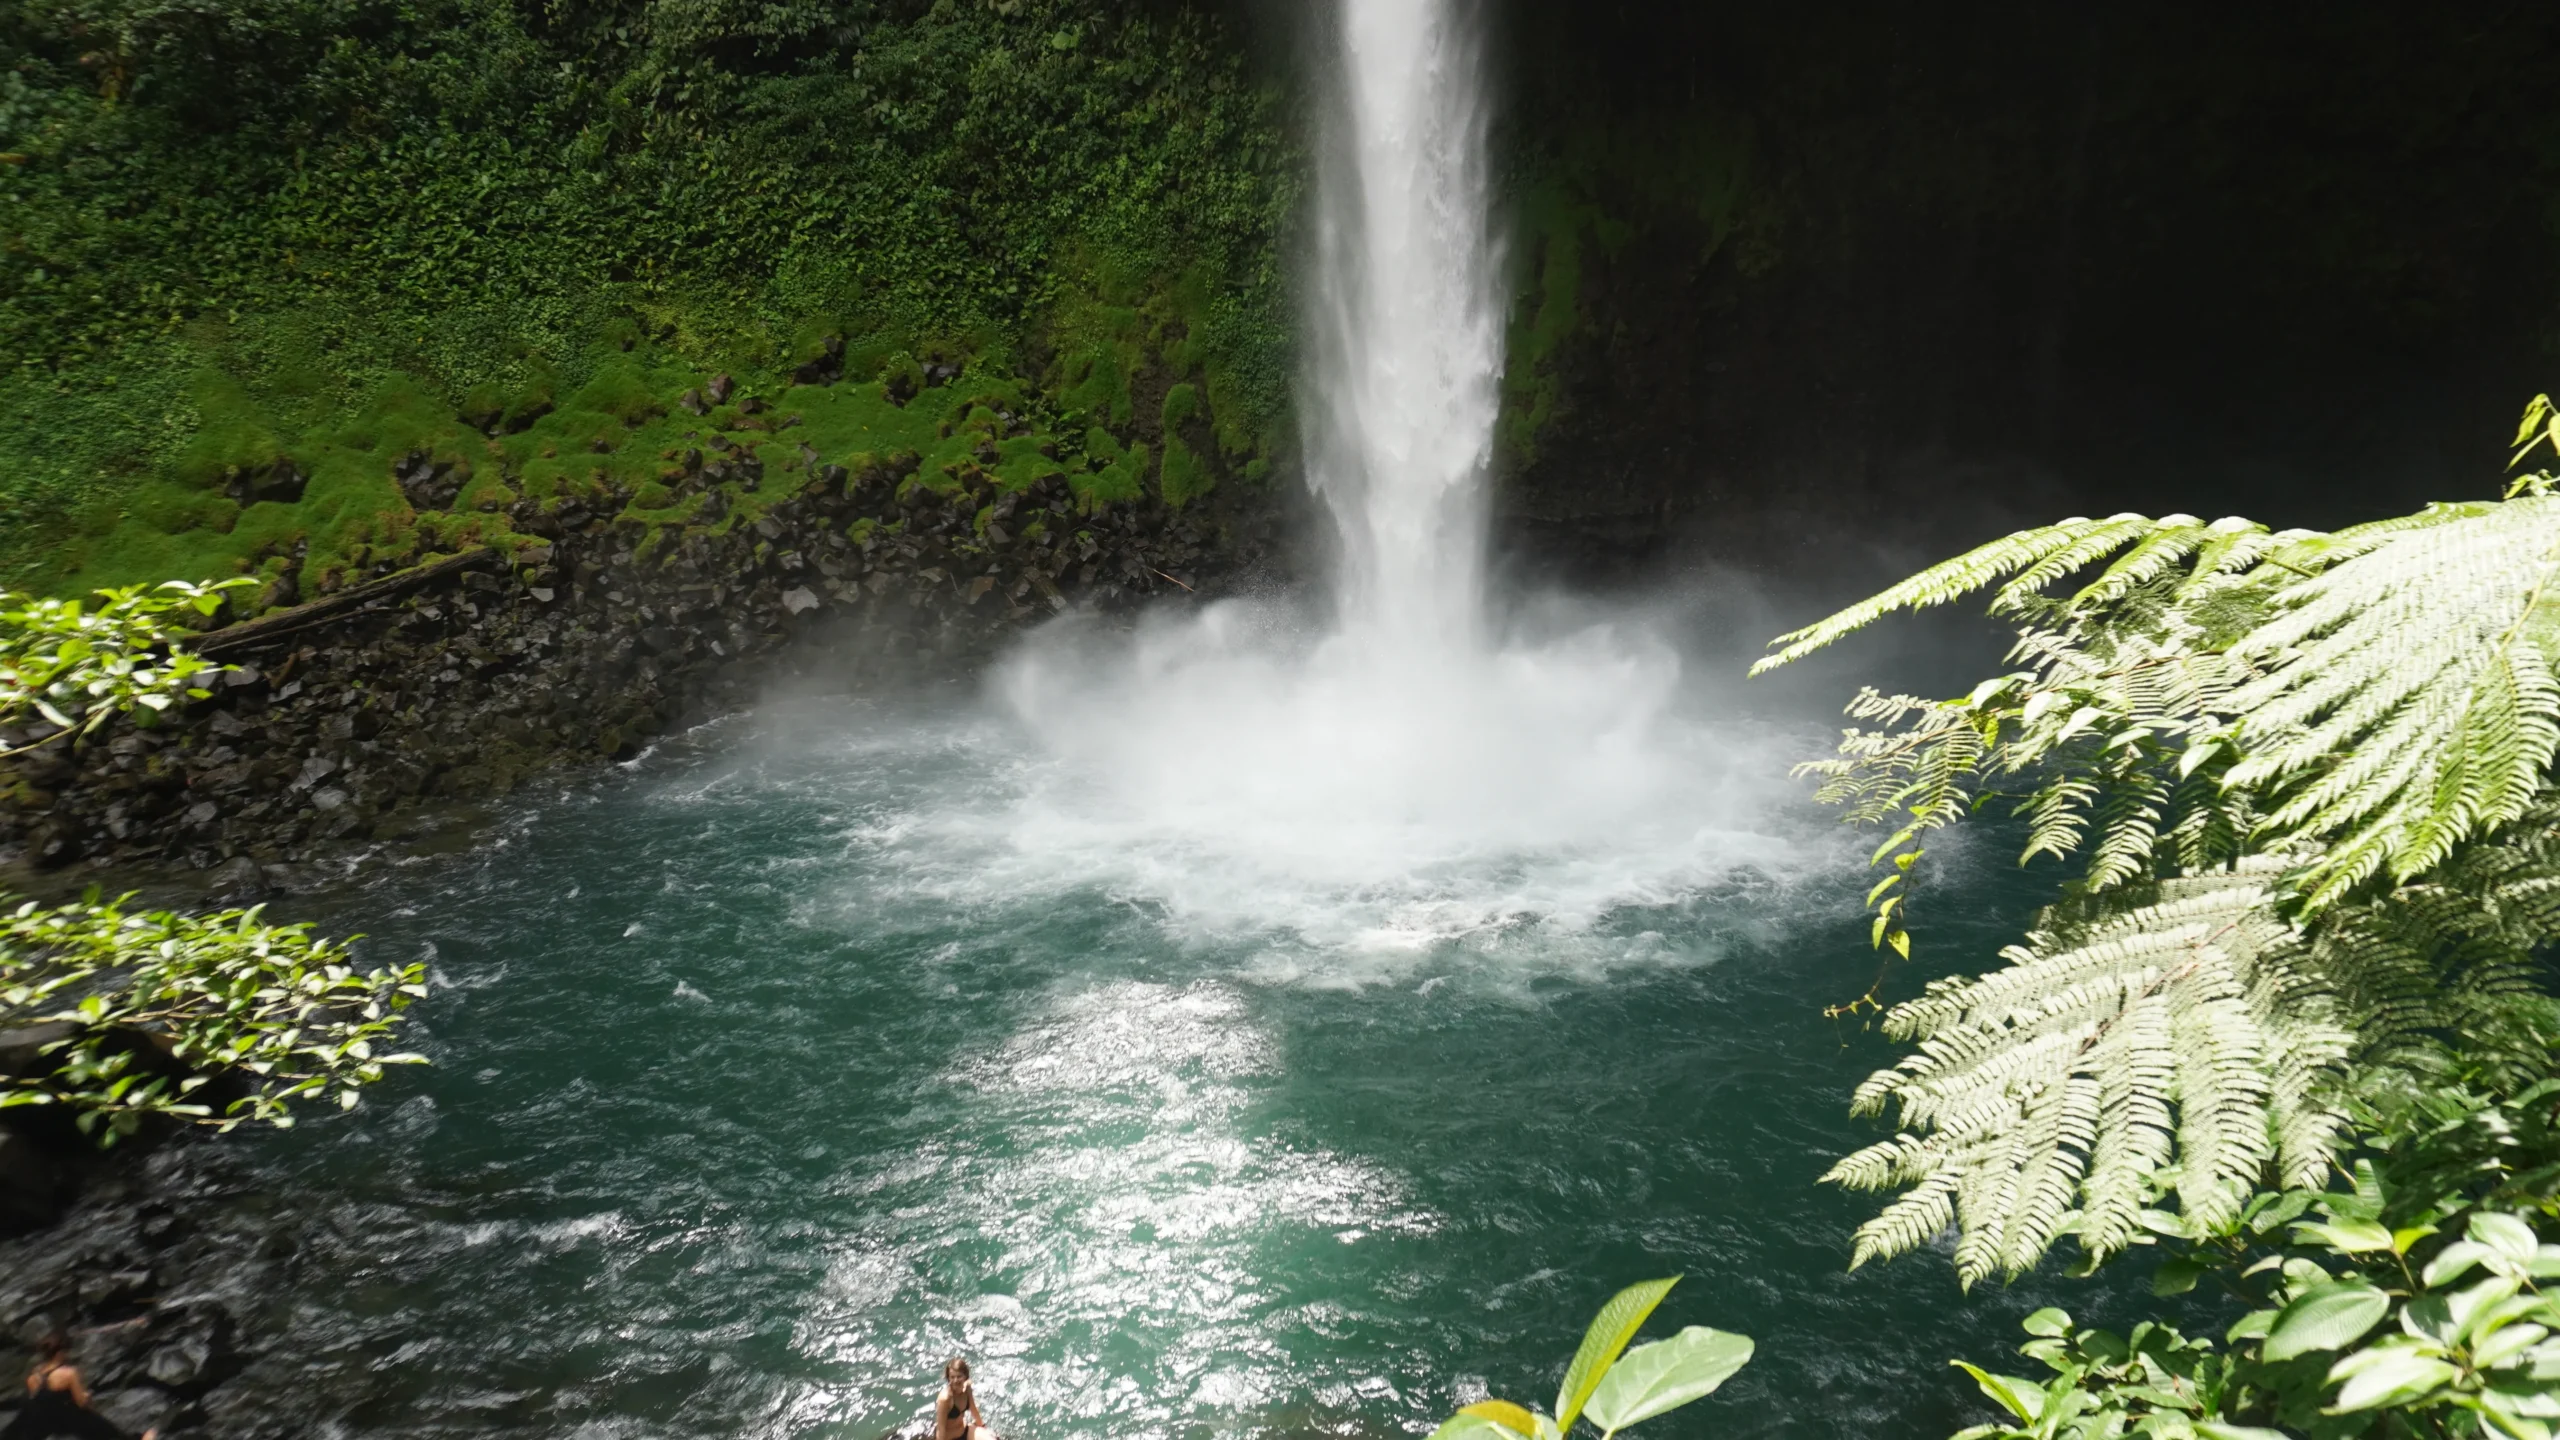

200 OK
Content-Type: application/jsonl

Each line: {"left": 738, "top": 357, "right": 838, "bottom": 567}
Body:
{"left": 1302, "top": 0, "right": 1505, "bottom": 658}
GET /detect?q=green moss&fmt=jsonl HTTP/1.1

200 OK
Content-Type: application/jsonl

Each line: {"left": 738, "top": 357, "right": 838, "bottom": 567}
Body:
{"left": 1060, "top": 336, "right": 1138, "bottom": 428}
{"left": 1159, "top": 432, "right": 1212, "bottom": 506}
{"left": 1495, "top": 117, "right": 1759, "bottom": 471}
{"left": 128, "top": 482, "right": 241, "bottom": 536}
{"left": 563, "top": 363, "right": 665, "bottom": 426}
{"left": 1082, "top": 441, "right": 1148, "bottom": 504}
{"left": 790, "top": 316, "right": 844, "bottom": 368}
{"left": 1160, "top": 382, "right": 1200, "bottom": 432}
{"left": 458, "top": 380, "right": 506, "bottom": 430}
{"left": 878, "top": 352, "right": 927, "bottom": 404}
{"left": 993, "top": 436, "right": 1066, "bottom": 491}
{"left": 172, "top": 373, "right": 284, "bottom": 491}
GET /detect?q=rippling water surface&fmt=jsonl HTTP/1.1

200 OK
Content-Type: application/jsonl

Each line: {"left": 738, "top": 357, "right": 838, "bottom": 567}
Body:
{"left": 190, "top": 693, "right": 2159, "bottom": 1439}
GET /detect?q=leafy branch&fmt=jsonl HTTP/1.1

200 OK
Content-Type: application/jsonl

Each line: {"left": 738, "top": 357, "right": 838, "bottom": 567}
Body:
{"left": 2, "top": 893, "right": 429, "bottom": 1140}
{"left": 0, "top": 577, "right": 251, "bottom": 756}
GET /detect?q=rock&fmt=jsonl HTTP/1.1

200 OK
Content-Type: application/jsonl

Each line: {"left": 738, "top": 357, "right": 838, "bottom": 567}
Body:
{"left": 205, "top": 855, "right": 266, "bottom": 903}
{"left": 92, "top": 1386, "right": 176, "bottom": 1436}
{"left": 145, "top": 1332, "right": 212, "bottom": 1387}
{"left": 25, "top": 821, "right": 79, "bottom": 869}
{"left": 705, "top": 373, "right": 734, "bottom": 404}
{"left": 0, "top": 1131, "right": 63, "bottom": 1231}
{"left": 0, "top": 1022, "right": 79, "bottom": 1078}
{"left": 0, "top": 425, "right": 1273, "bottom": 874}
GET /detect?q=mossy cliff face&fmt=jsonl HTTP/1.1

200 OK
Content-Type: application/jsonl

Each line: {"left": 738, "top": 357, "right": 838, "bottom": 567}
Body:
{"left": 33, "top": 320, "right": 1276, "bottom": 606}
{"left": 1, "top": 0, "right": 1294, "bottom": 591}
{"left": 1484, "top": 2, "right": 2560, "bottom": 573}
{"left": 0, "top": 355, "right": 1281, "bottom": 877}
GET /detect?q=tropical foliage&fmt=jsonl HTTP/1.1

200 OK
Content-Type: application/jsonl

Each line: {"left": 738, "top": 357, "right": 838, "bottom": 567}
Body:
{"left": 1753, "top": 400, "right": 2560, "bottom": 1290}
{"left": 1427, "top": 1278, "right": 1754, "bottom": 1440}
{"left": 1951, "top": 1024, "right": 2560, "bottom": 1438}
{"left": 0, "top": 0, "right": 1293, "bottom": 572}
{"left": 2, "top": 892, "right": 428, "bottom": 1139}
{"left": 0, "top": 576, "right": 423, "bottom": 1140}
{"left": 0, "top": 577, "right": 248, "bottom": 756}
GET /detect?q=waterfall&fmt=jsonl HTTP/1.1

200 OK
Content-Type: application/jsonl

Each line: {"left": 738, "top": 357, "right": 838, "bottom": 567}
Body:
{"left": 1303, "top": 0, "right": 1502, "bottom": 652}
{"left": 980, "top": 0, "right": 1792, "bottom": 954}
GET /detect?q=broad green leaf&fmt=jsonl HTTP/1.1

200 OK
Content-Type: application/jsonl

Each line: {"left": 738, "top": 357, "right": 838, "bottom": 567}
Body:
{"left": 1459, "top": 1401, "right": 1542, "bottom": 1438}
{"left": 1583, "top": 1328, "right": 1754, "bottom": 1435}
{"left": 2264, "top": 1282, "right": 2391, "bottom": 1362}
{"left": 2327, "top": 1347, "right": 2458, "bottom": 1412}
{"left": 1950, "top": 1361, "right": 2044, "bottom": 1424}
{"left": 2195, "top": 1426, "right": 2291, "bottom": 1440}
{"left": 2427, "top": 1241, "right": 2492, "bottom": 1288}
{"left": 2021, "top": 1308, "right": 2071, "bottom": 1337}
{"left": 2152, "top": 1258, "right": 2204, "bottom": 1297}
{"left": 1554, "top": 1279, "right": 1679, "bottom": 1434}
{"left": 2475, "top": 1212, "right": 2541, "bottom": 1269}
{"left": 1428, "top": 1414, "right": 1518, "bottom": 1440}
{"left": 2294, "top": 1218, "right": 2393, "bottom": 1254}
{"left": 2472, "top": 1321, "right": 2549, "bottom": 1370}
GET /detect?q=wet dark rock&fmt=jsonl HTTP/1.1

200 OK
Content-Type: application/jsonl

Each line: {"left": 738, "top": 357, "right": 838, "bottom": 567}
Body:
{"left": 3, "top": 455, "right": 1282, "bottom": 886}
{"left": 204, "top": 856, "right": 265, "bottom": 901}
{"left": 0, "top": 1131, "right": 63, "bottom": 1230}
{"left": 225, "top": 457, "right": 306, "bottom": 508}
{"left": 393, "top": 452, "right": 465, "bottom": 511}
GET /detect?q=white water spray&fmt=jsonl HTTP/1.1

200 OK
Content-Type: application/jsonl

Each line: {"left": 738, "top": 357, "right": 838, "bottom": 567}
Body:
{"left": 969, "top": 0, "right": 1809, "bottom": 955}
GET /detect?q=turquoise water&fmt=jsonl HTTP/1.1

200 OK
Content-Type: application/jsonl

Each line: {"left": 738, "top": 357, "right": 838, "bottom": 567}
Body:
{"left": 205, "top": 693, "right": 2157, "bottom": 1439}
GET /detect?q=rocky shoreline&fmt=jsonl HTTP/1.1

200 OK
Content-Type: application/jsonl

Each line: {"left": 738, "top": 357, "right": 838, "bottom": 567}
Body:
{"left": 2, "top": 436, "right": 1282, "bottom": 886}
{"left": 0, "top": 1135, "right": 255, "bottom": 1439}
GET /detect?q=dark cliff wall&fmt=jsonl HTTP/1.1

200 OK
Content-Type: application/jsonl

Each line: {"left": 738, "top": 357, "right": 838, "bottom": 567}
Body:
{"left": 1488, "top": 2, "right": 2560, "bottom": 581}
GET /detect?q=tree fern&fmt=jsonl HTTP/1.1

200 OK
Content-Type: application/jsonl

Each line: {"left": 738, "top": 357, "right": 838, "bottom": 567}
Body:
{"left": 1768, "top": 412, "right": 2560, "bottom": 1283}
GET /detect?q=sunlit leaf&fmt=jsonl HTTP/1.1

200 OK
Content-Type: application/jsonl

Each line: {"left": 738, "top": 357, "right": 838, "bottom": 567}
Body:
{"left": 1583, "top": 1328, "right": 1753, "bottom": 1435}
{"left": 1554, "top": 1278, "right": 1678, "bottom": 1434}
{"left": 2264, "top": 1282, "right": 2391, "bottom": 1362}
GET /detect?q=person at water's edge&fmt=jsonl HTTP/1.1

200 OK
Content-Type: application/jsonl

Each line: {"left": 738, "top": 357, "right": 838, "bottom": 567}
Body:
{"left": 4, "top": 1332, "right": 156, "bottom": 1440}
{"left": 935, "top": 1357, "right": 994, "bottom": 1440}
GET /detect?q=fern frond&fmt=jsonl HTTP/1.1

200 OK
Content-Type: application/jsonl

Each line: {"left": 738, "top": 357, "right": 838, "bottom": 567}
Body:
{"left": 1830, "top": 861, "right": 2344, "bottom": 1285}
{"left": 1754, "top": 516, "right": 2162, "bottom": 673}
{"left": 2224, "top": 496, "right": 2560, "bottom": 909}
{"left": 2255, "top": 500, "right": 2501, "bottom": 578}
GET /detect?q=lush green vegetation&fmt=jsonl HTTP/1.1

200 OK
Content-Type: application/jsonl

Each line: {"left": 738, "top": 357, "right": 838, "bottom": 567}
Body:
{"left": 1428, "top": 1278, "right": 1753, "bottom": 1440}
{"left": 0, "top": 0, "right": 1293, "bottom": 595}
{"left": 1759, "top": 402, "right": 2560, "bottom": 1434}
{"left": 0, "top": 579, "right": 425, "bottom": 1138}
